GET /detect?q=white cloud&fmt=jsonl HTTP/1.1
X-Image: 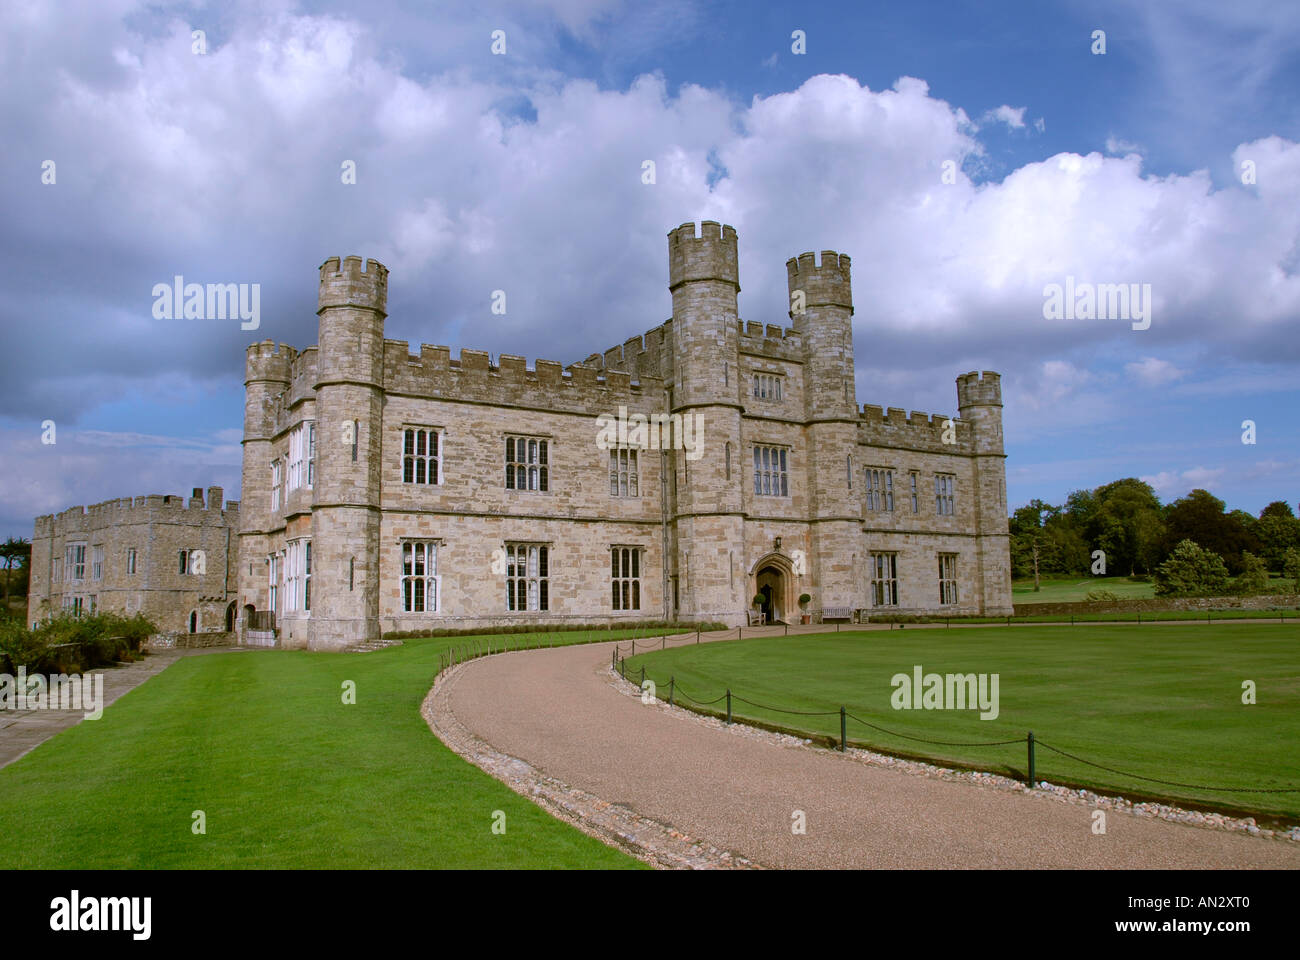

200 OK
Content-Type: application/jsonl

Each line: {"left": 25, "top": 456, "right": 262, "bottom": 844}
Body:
{"left": 983, "top": 104, "right": 1026, "bottom": 129}
{"left": 1141, "top": 466, "right": 1227, "bottom": 496}
{"left": 1105, "top": 135, "right": 1144, "bottom": 155}
{"left": 1125, "top": 356, "right": 1185, "bottom": 386}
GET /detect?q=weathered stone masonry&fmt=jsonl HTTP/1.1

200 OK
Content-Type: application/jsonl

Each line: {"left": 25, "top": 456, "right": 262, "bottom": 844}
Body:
{"left": 28, "top": 487, "right": 239, "bottom": 634}
{"left": 237, "top": 222, "right": 1013, "bottom": 651}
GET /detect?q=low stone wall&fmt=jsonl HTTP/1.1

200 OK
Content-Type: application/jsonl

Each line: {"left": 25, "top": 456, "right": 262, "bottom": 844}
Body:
{"left": 143, "top": 630, "right": 237, "bottom": 651}
{"left": 1013, "top": 594, "right": 1300, "bottom": 618}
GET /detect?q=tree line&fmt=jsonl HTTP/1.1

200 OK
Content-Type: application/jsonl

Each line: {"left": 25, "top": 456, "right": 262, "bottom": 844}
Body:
{"left": 1009, "top": 480, "right": 1299, "bottom": 584}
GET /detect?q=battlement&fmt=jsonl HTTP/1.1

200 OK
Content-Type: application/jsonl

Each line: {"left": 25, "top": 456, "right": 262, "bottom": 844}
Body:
{"left": 787, "top": 250, "right": 853, "bottom": 311}
{"left": 956, "top": 370, "right": 1002, "bottom": 408}
{"left": 668, "top": 220, "right": 739, "bottom": 291}
{"left": 738, "top": 320, "right": 803, "bottom": 361}
{"left": 245, "top": 340, "right": 296, "bottom": 383}
{"left": 381, "top": 340, "right": 665, "bottom": 414}
{"left": 319, "top": 256, "right": 388, "bottom": 313}
{"left": 34, "top": 487, "right": 241, "bottom": 537}
{"left": 585, "top": 321, "right": 673, "bottom": 382}
{"left": 858, "top": 403, "right": 973, "bottom": 453}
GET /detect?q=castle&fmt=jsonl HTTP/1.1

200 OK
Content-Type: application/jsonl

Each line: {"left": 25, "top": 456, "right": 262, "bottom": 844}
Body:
{"left": 27, "top": 487, "right": 240, "bottom": 634}
{"left": 235, "top": 221, "right": 1012, "bottom": 650}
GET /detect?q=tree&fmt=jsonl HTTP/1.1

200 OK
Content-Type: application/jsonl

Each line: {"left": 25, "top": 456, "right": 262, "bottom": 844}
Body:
{"left": 1010, "top": 500, "right": 1063, "bottom": 586}
{"left": 1154, "top": 539, "right": 1230, "bottom": 597}
{"left": 1087, "top": 478, "right": 1165, "bottom": 575}
{"left": 1233, "top": 551, "right": 1269, "bottom": 595}
{"left": 1284, "top": 548, "right": 1300, "bottom": 592}
{"left": 1256, "top": 512, "right": 1300, "bottom": 571}
{"left": 1260, "top": 500, "right": 1295, "bottom": 520}
{"left": 0, "top": 538, "right": 31, "bottom": 602}
{"left": 1162, "top": 490, "right": 1262, "bottom": 574}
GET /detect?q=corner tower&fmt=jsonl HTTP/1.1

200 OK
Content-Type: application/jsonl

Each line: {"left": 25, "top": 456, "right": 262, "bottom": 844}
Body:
{"left": 957, "top": 371, "right": 1012, "bottom": 615}
{"left": 237, "top": 341, "right": 292, "bottom": 638}
{"left": 310, "top": 256, "right": 388, "bottom": 649}
{"left": 667, "top": 221, "right": 745, "bottom": 622}
{"left": 788, "top": 250, "right": 859, "bottom": 615}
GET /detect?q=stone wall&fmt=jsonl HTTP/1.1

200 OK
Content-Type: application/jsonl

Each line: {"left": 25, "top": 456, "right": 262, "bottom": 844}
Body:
{"left": 28, "top": 487, "right": 240, "bottom": 634}
{"left": 1013, "top": 594, "right": 1300, "bottom": 617}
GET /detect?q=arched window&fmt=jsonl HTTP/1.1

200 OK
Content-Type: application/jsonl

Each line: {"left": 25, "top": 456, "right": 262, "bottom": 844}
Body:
{"left": 189, "top": 611, "right": 198, "bottom": 634}
{"left": 725, "top": 442, "right": 732, "bottom": 480}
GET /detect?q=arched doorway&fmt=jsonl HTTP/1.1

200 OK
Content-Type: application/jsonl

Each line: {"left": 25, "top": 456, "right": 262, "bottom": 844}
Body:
{"left": 748, "top": 551, "right": 796, "bottom": 625}
{"left": 189, "top": 610, "right": 198, "bottom": 634}
{"left": 225, "top": 601, "right": 236, "bottom": 632}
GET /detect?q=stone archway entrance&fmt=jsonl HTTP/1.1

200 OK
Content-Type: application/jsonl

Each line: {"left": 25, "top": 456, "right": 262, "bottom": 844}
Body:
{"left": 750, "top": 552, "right": 795, "bottom": 625}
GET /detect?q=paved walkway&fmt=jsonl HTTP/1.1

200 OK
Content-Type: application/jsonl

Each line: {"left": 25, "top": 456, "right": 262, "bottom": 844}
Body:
{"left": 0, "top": 648, "right": 240, "bottom": 769}
{"left": 438, "top": 637, "right": 1300, "bottom": 869}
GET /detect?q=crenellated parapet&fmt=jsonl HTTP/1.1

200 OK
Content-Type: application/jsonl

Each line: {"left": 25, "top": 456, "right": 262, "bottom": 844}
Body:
{"left": 956, "top": 370, "right": 1002, "bottom": 408}
{"left": 738, "top": 320, "right": 803, "bottom": 362}
{"left": 584, "top": 320, "right": 674, "bottom": 383}
{"left": 668, "top": 220, "right": 739, "bottom": 291}
{"left": 36, "top": 488, "right": 239, "bottom": 537}
{"left": 857, "top": 404, "right": 973, "bottom": 454}
{"left": 318, "top": 256, "right": 388, "bottom": 314}
{"left": 786, "top": 250, "right": 853, "bottom": 311}
{"left": 245, "top": 340, "right": 295, "bottom": 385}
{"left": 382, "top": 340, "right": 666, "bottom": 415}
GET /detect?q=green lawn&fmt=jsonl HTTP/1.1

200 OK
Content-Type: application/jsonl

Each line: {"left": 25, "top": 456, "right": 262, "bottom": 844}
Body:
{"left": 623, "top": 625, "right": 1300, "bottom": 822}
{"left": 1012, "top": 577, "right": 1155, "bottom": 603}
{"left": 0, "top": 631, "right": 643, "bottom": 868}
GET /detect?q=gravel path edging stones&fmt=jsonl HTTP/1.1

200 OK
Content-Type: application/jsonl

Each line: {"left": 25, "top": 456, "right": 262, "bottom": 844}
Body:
{"left": 602, "top": 667, "right": 1300, "bottom": 844}
{"left": 423, "top": 659, "right": 760, "bottom": 869}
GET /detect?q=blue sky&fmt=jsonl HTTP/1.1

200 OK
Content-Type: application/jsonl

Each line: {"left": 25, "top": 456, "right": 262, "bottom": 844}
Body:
{"left": 1, "top": 0, "right": 1298, "bottom": 538}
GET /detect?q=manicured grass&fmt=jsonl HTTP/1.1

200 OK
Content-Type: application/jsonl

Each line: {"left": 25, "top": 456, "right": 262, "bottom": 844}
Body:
{"left": 1013, "top": 577, "right": 1155, "bottom": 603}
{"left": 0, "top": 630, "right": 644, "bottom": 868}
{"left": 624, "top": 624, "right": 1300, "bottom": 821}
{"left": 900, "top": 608, "right": 1300, "bottom": 625}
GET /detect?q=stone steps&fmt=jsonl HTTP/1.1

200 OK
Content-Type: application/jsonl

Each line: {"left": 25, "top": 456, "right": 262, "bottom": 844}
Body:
{"left": 344, "top": 639, "right": 405, "bottom": 653}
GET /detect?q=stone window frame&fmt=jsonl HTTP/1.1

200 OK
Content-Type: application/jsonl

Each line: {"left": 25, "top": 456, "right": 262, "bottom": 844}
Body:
{"left": 271, "top": 458, "right": 282, "bottom": 511}
{"left": 909, "top": 471, "right": 919, "bottom": 513}
{"left": 505, "top": 436, "right": 549, "bottom": 493}
{"left": 284, "top": 538, "right": 311, "bottom": 614}
{"left": 92, "top": 544, "right": 104, "bottom": 581}
{"left": 609, "top": 447, "right": 639, "bottom": 498}
{"left": 935, "top": 473, "right": 956, "bottom": 516}
{"left": 865, "top": 467, "right": 894, "bottom": 512}
{"left": 402, "top": 426, "right": 444, "bottom": 486}
{"left": 611, "top": 545, "right": 643, "bottom": 611}
{"left": 938, "top": 553, "right": 959, "bottom": 605}
{"left": 869, "top": 552, "right": 899, "bottom": 607}
{"left": 752, "top": 372, "right": 784, "bottom": 402}
{"left": 401, "top": 540, "right": 440, "bottom": 613}
{"left": 752, "top": 443, "right": 790, "bottom": 497}
{"left": 268, "top": 552, "right": 280, "bottom": 614}
{"left": 287, "top": 421, "right": 316, "bottom": 493}
{"left": 505, "top": 542, "right": 550, "bottom": 612}
{"left": 64, "top": 542, "right": 87, "bottom": 582}
{"left": 127, "top": 547, "right": 137, "bottom": 576}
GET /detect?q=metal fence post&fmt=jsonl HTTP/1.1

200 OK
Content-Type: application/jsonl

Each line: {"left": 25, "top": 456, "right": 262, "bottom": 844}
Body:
{"left": 840, "top": 706, "right": 846, "bottom": 752}
{"left": 1027, "top": 731, "right": 1036, "bottom": 786}
{"left": 631, "top": 639, "right": 636, "bottom": 656}
{"left": 669, "top": 677, "right": 675, "bottom": 707}
{"left": 620, "top": 658, "right": 625, "bottom": 680}
{"left": 726, "top": 689, "right": 732, "bottom": 724}
{"left": 640, "top": 665, "right": 645, "bottom": 687}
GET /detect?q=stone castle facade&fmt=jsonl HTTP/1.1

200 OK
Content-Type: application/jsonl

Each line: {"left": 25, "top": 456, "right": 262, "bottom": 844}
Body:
{"left": 27, "top": 487, "right": 240, "bottom": 634}
{"left": 236, "top": 221, "right": 1012, "bottom": 651}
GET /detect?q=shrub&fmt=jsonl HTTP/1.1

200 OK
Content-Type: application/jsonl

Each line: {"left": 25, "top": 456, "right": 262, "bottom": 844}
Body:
{"left": 1084, "top": 588, "right": 1120, "bottom": 601}
{"left": 1231, "top": 552, "right": 1270, "bottom": 596}
{"left": 798, "top": 593, "right": 812, "bottom": 607}
{"left": 1154, "top": 540, "right": 1231, "bottom": 597}
{"left": 1284, "top": 547, "right": 1300, "bottom": 592}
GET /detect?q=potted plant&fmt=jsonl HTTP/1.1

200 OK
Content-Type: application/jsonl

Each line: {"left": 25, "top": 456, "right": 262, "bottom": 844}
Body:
{"left": 752, "top": 594, "right": 765, "bottom": 623}
{"left": 798, "top": 593, "right": 812, "bottom": 624}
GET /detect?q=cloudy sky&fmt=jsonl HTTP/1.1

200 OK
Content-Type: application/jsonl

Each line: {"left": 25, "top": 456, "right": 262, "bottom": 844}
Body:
{"left": 2, "top": 0, "right": 1298, "bottom": 538}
